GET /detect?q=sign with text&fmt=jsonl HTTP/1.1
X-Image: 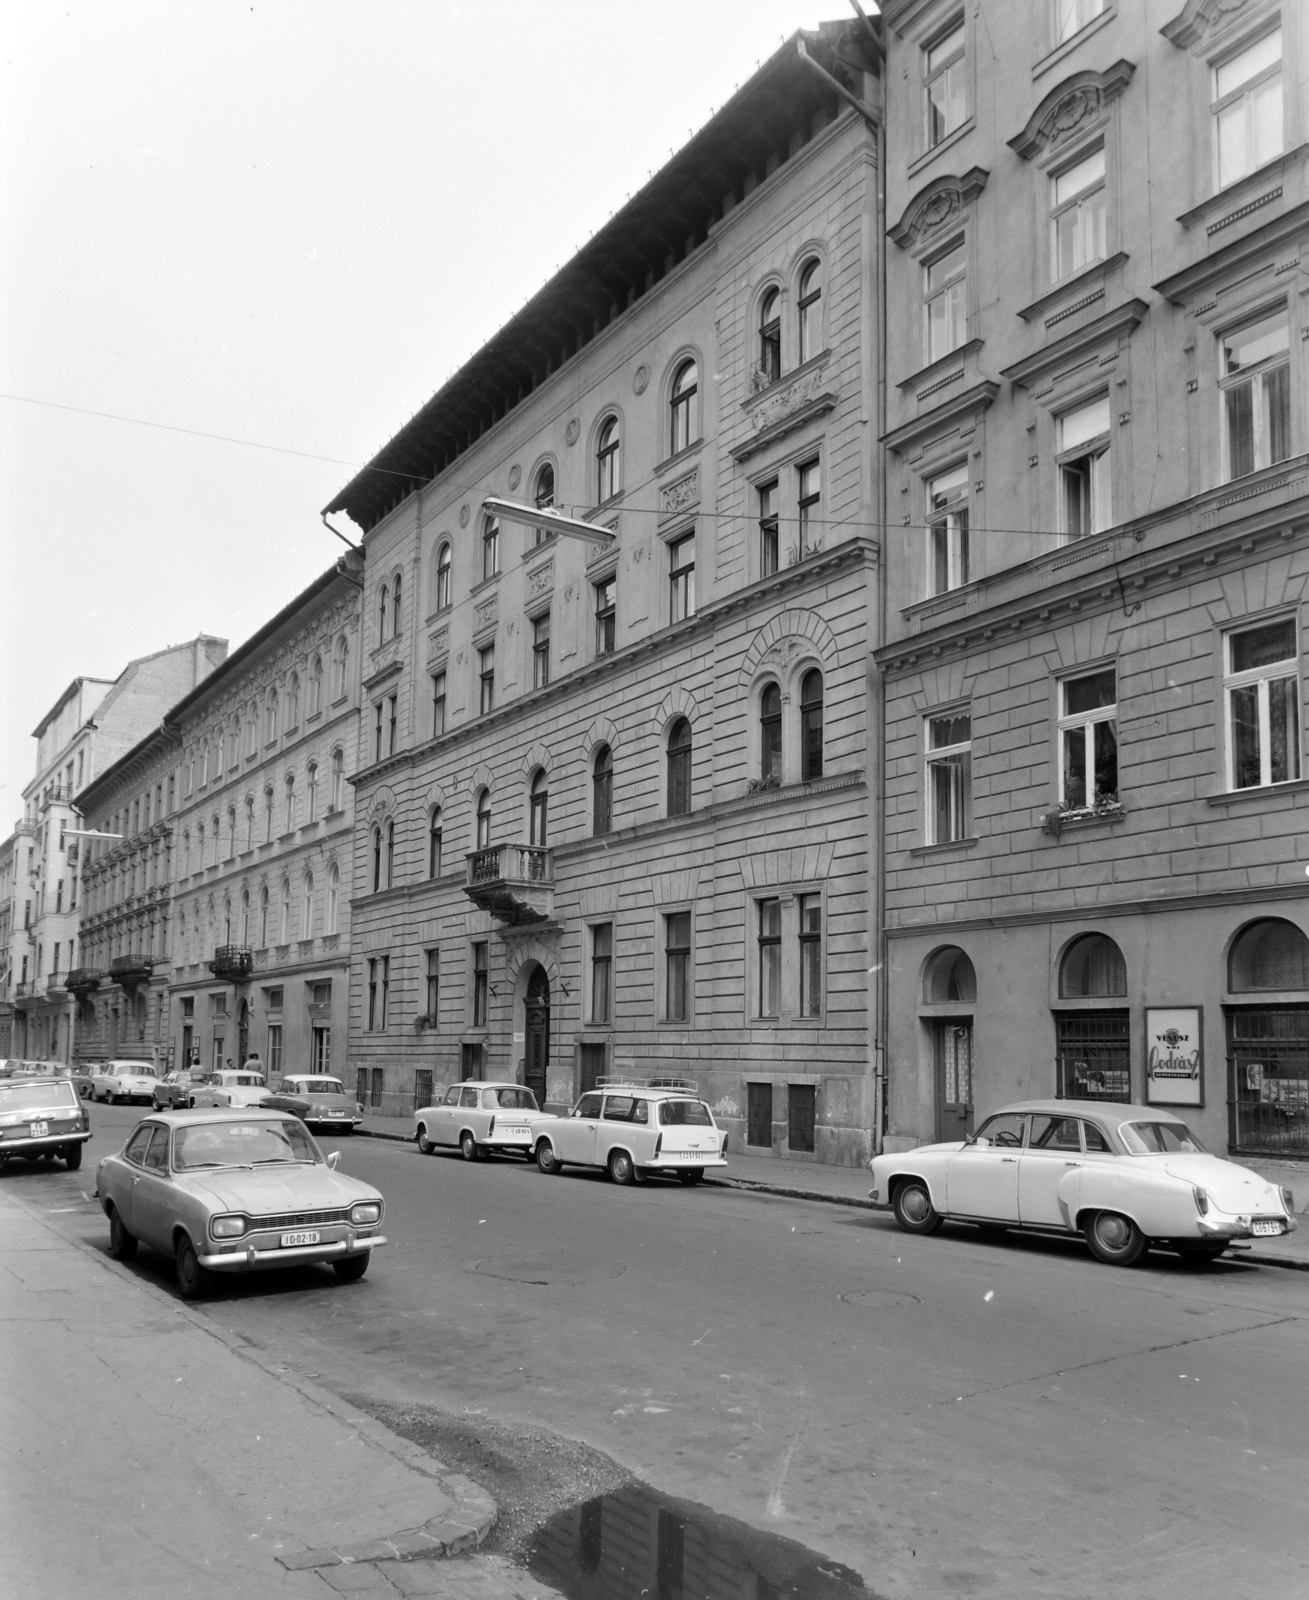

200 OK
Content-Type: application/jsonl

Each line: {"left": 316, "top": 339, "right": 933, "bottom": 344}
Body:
{"left": 1145, "top": 1008, "right": 1203, "bottom": 1106}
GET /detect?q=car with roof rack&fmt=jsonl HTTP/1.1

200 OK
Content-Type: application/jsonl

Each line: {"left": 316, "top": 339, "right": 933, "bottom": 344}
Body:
{"left": 530, "top": 1076, "right": 728, "bottom": 1186}
{"left": 413, "top": 1080, "right": 552, "bottom": 1161}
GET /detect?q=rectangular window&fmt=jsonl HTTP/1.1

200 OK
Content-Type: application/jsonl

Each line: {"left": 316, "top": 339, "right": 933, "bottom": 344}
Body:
{"left": 425, "top": 948, "right": 439, "bottom": 1023}
{"left": 1054, "top": 0, "right": 1106, "bottom": 46}
{"left": 1226, "top": 618, "right": 1301, "bottom": 790}
{"left": 1057, "top": 395, "right": 1112, "bottom": 538}
{"left": 312, "top": 1027, "right": 331, "bottom": 1074}
{"left": 472, "top": 941, "right": 489, "bottom": 1028}
{"left": 373, "top": 700, "right": 384, "bottom": 764}
{"left": 747, "top": 1082, "right": 773, "bottom": 1147}
{"left": 387, "top": 694, "right": 397, "bottom": 756}
{"left": 532, "top": 612, "right": 551, "bottom": 689}
{"left": 926, "top": 462, "right": 969, "bottom": 595}
{"left": 1221, "top": 308, "right": 1290, "bottom": 481}
{"left": 664, "top": 911, "right": 691, "bottom": 1023}
{"left": 413, "top": 1068, "right": 434, "bottom": 1112}
{"left": 757, "top": 898, "right": 781, "bottom": 1019}
{"left": 478, "top": 645, "right": 495, "bottom": 715}
{"left": 431, "top": 671, "right": 446, "bottom": 738}
{"left": 483, "top": 517, "right": 500, "bottom": 580}
{"left": 594, "top": 577, "right": 616, "bottom": 655}
{"left": 380, "top": 954, "right": 389, "bottom": 1029}
{"left": 370, "top": 1067, "right": 384, "bottom": 1109}
{"left": 798, "top": 895, "right": 822, "bottom": 1018}
{"left": 1059, "top": 667, "right": 1118, "bottom": 809}
{"left": 758, "top": 480, "right": 779, "bottom": 577}
{"left": 924, "top": 240, "right": 966, "bottom": 364}
{"left": 367, "top": 956, "right": 389, "bottom": 1030}
{"left": 1056, "top": 1011, "right": 1130, "bottom": 1100}
{"left": 924, "top": 20, "right": 965, "bottom": 148}
{"left": 1228, "top": 1007, "right": 1309, "bottom": 1156}
{"left": 788, "top": 1084, "right": 816, "bottom": 1152}
{"left": 797, "top": 460, "right": 820, "bottom": 557}
{"left": 1214, "top": 28, "right": 1282, "bottom": 189}
{"left": 1051, "top": 145, "right": 1105, "bottom": 281}
{"left": 266, "top": 1022, "right": 282, "bottom": 1074}
{"left": 669, "top": 533, "right": 696, "bottom": 624}
{"left": 926, "top": 713, "right": 972, "bottom": 844}
{"left": 591, "top": 922, "right": 613, "bottom": 1025}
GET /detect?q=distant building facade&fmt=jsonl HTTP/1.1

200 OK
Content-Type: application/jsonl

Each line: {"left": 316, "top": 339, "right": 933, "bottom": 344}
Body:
{"left": 327, "top": 24, "right": 886, "bottom": 1162}
{"left": 877, "top": 0, "right": 1309, "bottom": 1170}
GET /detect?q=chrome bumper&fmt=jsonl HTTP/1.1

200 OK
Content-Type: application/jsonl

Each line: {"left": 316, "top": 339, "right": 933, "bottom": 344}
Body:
{"left": 1, "top": 1130, "right": 91, "bottom": 1153}
{"left": 648, "top": 1156, "right": 728, "bottom": 1170}
{"left": 1197, "top": 1214, "right": 1297, "bottom": 1240}
{"left": 199, "top": 1233, "right": 387, "bottom": 1271}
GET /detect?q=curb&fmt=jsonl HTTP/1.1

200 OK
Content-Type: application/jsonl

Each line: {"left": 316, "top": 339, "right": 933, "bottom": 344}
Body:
{"left": 274, "top": 1474, "right": 496, "bottom": 1571}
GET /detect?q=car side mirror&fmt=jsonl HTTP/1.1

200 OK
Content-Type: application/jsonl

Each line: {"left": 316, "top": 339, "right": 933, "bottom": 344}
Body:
{"left": 326, "top": 1151, "right": 340, "bottom": 1170}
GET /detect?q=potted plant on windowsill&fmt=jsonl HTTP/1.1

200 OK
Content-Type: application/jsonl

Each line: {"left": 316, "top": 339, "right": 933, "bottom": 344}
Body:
{"left": 1041, "top": 790, "right": 1122, "bottom": 838}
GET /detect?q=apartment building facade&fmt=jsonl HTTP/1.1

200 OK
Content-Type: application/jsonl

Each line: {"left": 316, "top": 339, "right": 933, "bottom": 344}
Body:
{"left": 877, "top": 0, "right": 1309, "bottom": 1170}
{"left": 329, "top": 23, "right": 885, "bottom": 1163}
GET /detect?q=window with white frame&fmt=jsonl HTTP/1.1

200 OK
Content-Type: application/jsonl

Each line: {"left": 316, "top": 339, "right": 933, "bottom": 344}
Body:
{"left": 797, "top": 260, "right": 822, "bottom": 365}
{"left": 1225, "top": 618, "right": 1301, "bottom": 790}
{"left": 596, "top": 417, "right": 621, "bottom": 503}
{"left": 482, "top": 515, "right": 500, "bottom": 581}
{"left": 1220, "top": 307, "right": 1290, "bottom": 481}
{"left": 1051, "top": 146, "right": 1105, "bottom": 281}
{"left": 924, "top": 239, "right": 965, "bottom": 364}
{"left": 798, "top": 894, "right": 822, "bottom": 1018}
{"left": 760, "top": 683, "right": 782, "bottom": 784}
{"left": 757, "top": 898, "right": 781, "bottom": 1018}
{"left": 926, "top": 712, "right": 972, "bottom": 843}
{"left": 1054, "top": 0, "right": 1106, "bottom": 47}
{"left": 594, "top": 576, "right": 616, "bottom": 655}
{"left": 924, "top": 20, "right": 965, "bottom": 148}
{"left": 669, "top": 532, "right": 695, "bottom": 623}
{"left": 478, "top": 644, "right": 495, "bottom": 714}
{"left": 532, "top": 612, "right": 551, "bottom": 689}
{"left": 926, "top": 462, "right": 969, "bottom": 594}
{"left": 758, "top": 479, "right": 779, "bottom": 577}
{"left": 797, "top": 459, "right": 821, "bottom": 557}
{"left": 1058, "top": 667, "right": 1118, "bottom": 810}
{"left": 532, "top": 463, "right": 555, "bottom": 545}
{"left": 1213, "top": 28, "right": 1282, "bottom": 190}
{"left": 670, "top": 361, "right": 697, "bottom": 455}
{"left": 759, "top": 289, "right": 781, "bottom": 384}
{"left": 430, "top": 670, "right": 446, "bottom": 738}
{"left": 1057, "top": 395, "right": 1112, "bottom": 538}
{"left": 435, "top": 543, "right": 452, "bottom": 610}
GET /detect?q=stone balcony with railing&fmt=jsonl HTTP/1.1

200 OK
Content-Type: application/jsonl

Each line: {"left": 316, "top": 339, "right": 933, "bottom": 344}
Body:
{"left": 208, "top": 945, "right": 254, "bottom": 982}
{"left": 109, "top": 954, "right": 154, "bottom": 989}
{"left": 64, "top": 967, "right": 102, "bottom": 995}
{"left": 463, "top": 844, "right": 554, "bottom": 926}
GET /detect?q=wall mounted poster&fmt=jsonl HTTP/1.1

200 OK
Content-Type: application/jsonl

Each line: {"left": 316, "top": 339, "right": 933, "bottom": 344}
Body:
{"left": 1145, "top": 1008, "right": 1203, "bottom": 1106}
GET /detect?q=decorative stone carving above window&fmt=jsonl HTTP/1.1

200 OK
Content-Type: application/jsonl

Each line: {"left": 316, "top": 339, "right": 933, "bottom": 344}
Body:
{"left": 888, "top": 168, "right": 989, "bottom": 250}
{"left": 1161, "top": 0, "right": 1258, "bottom": 52}
{"left": 474, "top": 594, "right": 498, "bottom": 631}
{"left": 660, "top": 468, "right": 700, "bottom": 520}
{"left": 526, "top": 559, "right": 554, "bottom": 598}
{"left": 427, "top": 626, "right": 449, "bottom": 663}
{"left": 1007, "top": 63, "right": 1136, "bottom": 161}
{"left": 733, "top": 366, "right": 837, "bottom": 462}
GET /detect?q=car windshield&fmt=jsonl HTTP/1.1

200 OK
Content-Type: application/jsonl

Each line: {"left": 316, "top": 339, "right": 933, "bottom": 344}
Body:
{"left": 173, "top": 1119, "right": 319, "bottom": 1170}
{"left": 1119, "top": 1120, "right": 1207, "bottom": 1155}
{"left": 658, "top": 1099, "right": 713, "bottom": 1127}
{"left": 484, "top": 1087, "right": 538, "bottom": 1110}
{"left": 297, "top": 1079, "right": 344, "bottom": 1095}
{"left": 0, "top": 1082, "right": 78, "bottom": 1110}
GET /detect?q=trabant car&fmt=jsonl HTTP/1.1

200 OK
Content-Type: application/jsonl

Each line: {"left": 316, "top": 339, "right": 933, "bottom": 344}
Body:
{"left": 531, "top": 1079, "right": 728, "bottom": 1186}
{"left": 153, "top": 1070, "right": 200, "bottom": 1111}
{"left": 0, "top": 1076, "right": 91, "bottom": 1169}
{"left": 261, "top": 1075, "right": 363, "bottom": 1133}
{"left": 95, "top": 1109, "right": 386, "bottom": 1298}
{"left": 90, "top": 1060, "right": 160, "bottom": 1104}
{"left": 413, "top": 1081, "right": 552, "bottom": 1161}
{"left": 868, "top": 1099, "right": 1298, "bottom": 1266}
{"left": 0, "top": 1059, "right": 74, "bottom": 1080}
{"left": 189, "top": 1070, "right": 270, "bottom": 1110}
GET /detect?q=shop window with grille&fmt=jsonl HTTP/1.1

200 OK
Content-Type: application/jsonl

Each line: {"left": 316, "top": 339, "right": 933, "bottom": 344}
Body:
{"left": 788, "top": 1084, "right": 816, "bottom": 1152}
{"left": 1228, "top": 1006, "right": 1309, "bottom": 1156}
{"left": 747, "top": 1082, "right": 773, "bottom": 1148}
{"left": 1055, "top": 1011, "right": 1130, "bottom": 1100}
{"left": 414, "top": 1069, "right": 434, "bottom": 1112}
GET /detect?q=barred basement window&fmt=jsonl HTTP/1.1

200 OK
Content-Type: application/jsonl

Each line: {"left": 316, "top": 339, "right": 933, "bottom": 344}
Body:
{"left": 1056, "top": 1011, "right": 1130, "bottom": 1101}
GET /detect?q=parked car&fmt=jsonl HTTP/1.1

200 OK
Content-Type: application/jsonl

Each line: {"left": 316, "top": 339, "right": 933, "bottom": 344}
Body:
{"left": 90, "top": 1060, "right": 160, "bottom": 1104}
{"left": 95, "top": 1108, "right": 386, "bottom": 1297}
{"left": 188, "top": 1070, "right": 270, "bottom": 1109}
{"left": 71, "top": 1062, "right": 98, "bottom": 1098}
{"left": 153, "top": 1070, "right": 200, "bottom": 1111}
{"left": 531, "top": 1079, "right": 729, "bottom": 1185}
{"left": 261, "top": 1075, "right": 363, "bottom": 1133}
{"left": 868, "top": 1099, "right": 1298, "bottom": 1266}
{"left": 414, "top": 1081, "right": 553, "bottom": 1160}
{"left": 0, "top": 1076, "right": 91, "bottom": 1169}
{"left": 0, "top": 1059, "right": 73, "bottom": 1079}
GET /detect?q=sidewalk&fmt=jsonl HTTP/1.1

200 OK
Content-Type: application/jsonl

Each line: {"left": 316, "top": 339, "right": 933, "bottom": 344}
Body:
{"left": 0, "top": 1183, "right": 563, "bottom": 1600}
{"left": 353, "top": 1109, "right": 1309, "bottom": 1271}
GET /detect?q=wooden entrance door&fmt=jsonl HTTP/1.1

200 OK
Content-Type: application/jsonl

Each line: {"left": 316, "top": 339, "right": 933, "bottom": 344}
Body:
{"left": 525, "top": 966, "right": 549, "bottom": 1105}
{"left": 935, "top": 1019, "right": 974, "bottom": 1142}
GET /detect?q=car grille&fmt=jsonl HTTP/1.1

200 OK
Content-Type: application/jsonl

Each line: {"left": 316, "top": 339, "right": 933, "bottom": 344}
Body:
{"left": 246, "top": 1207, "right": 352, "bottom": 1232}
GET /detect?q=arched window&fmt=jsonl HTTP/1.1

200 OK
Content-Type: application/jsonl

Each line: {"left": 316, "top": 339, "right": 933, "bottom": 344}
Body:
{"left": 326, "top": 863, "right": 339, "bottom": 935}
{"left": 308, "top": 654, "right": 323, "bottom": 716}
{"left": 529, "top": 770, "right": 548, "bottom": 848}
{"left": 428, "top": 807, "right": 443, "bottom": 878}
{"left": 385, "top": 819, "right": 395, "bottom": 888}
{"left": 596, "top": 416, "right": 620, "bottom": 503}
{"left": 667, "top": 718, "right": 692, "bottom": 816}
{"left": 759, "top": 288, "right": 781, "bottom": 382}
{"left": 482, "top": 514, "right": 500, "bottom": 581}
{"left": 330, "top": 749, "right": 344, "bottom": 811}
{"left": 760, "top": 683, "right": 782, "bottom": 784}
{"left": 279, "top": 878, "right": 291, "bottom": 943}
{"left": 923, "top": 946, "right": 977, "bottom": 1003}
{"left": 240, "top": 890, "right": 250, "bottom": 947}
{"left": 534, "top": 464, "right": 555, "bottom": 546}
{"left": 378, "top": 582, "right": 390, "bottom": 641}
{"left": 287, "top": 672, "right": 300, "bottom": 729}
{"left": 265, "top": 688, "right": 279, "bottom": 744}
{"left": 1059, "top": 933, "right": 1127, "bottom": 997}
{"left": 476, "top": 788, "right": 492, "bottom": 851}
{"left": 797, "top": 258, "right": 823, "bottom": 364}
{"left": 301, "top": 872, "right": 314, "bottom": 939}
{"left": 259, "top": 886, "right": 269, "bottom": 947}
{"left": 371, "top": 826, "right": 383, "bottom": 893}
{"left": 801, "top": 669, "right": 824, "bottom": 781}
{"left": 392, "top": 573, "right": 402, "bottom": 638}
{"left": 306, "top": 762, "right": 318, "bottom": 822}
{"left": 333, "top": 635, "right": 349, "bottom": 700}
{"left": 670, "top": 360, "right": 697, "bottom": 455}
{"left": 1230, "top": 919, "right": 1309, "bottom": 991}
{"left": 592, "top": 744, "right": 613, "bottom": 836}
{"left": 435, "top": 543, "right": 452, "bottom": 611}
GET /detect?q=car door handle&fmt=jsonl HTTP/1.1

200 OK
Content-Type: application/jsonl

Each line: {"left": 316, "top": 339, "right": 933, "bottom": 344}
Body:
{"left": 1000, "top": 1157, "right": 1017, "bottom": 1163}
{"left": 1064, "top": 1160, "right": 1083, "bottom": 1167}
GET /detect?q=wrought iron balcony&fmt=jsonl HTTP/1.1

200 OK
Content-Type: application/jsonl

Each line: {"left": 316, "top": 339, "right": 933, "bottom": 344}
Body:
{"left": 64, "top": 967, "right": 102, "bottom": 994}
{"left": 464, "top": 845, "right": 553, "bottom": 926}
{"left": 109, "top": 954, "right": 154, "bottom": 988}
{"left": 208, "top": 945, "right": 254, "bottom": 981}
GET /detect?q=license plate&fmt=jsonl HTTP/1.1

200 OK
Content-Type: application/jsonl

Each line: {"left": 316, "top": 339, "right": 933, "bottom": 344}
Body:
{"left": 500, "top": 1126, "right": 531, "bottom": 1140}
{"left": 29, "top": 1121, "right": 48, "bottom": 1138}
{"left": 325, "top": 1110, "right": 345, "bottom": 1117}
{"left": 678, "top": 1150, "right": 707, "bottom": 1160}
{"left": 1252, "top": 1220, "right": 1285, "bottom": 1237}
{"left": 281, "top": 1230, "right": 320, "bottom": 1248}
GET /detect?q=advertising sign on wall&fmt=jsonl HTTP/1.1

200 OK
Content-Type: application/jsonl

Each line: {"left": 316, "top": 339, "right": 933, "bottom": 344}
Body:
{"left": 1145, "top": 1007, "right": 1203, "bottom": 1106}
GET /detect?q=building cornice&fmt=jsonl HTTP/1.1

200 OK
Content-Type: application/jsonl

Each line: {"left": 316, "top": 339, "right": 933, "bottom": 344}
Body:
{"left": 1154, "top": 198, "right": 1309, "bottom": 303}
{"left": 999, "top": 298, "right": 1148, "bottom": 387}
{"left": 881, "top": 381, "right": 999, "bottom": 454}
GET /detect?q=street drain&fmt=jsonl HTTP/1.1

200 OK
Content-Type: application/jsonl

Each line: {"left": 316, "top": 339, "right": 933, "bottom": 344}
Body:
{"left": 470, "top": 1251, "right": 628, "bottom": 1287}
{"left": 839, "top": 1288, "right": 921, "bottom": 1310}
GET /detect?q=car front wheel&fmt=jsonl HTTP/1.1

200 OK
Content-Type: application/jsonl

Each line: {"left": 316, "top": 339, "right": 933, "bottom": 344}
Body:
{"left": 108, "top": 1210, "right": 137, "bottom": 1261}
{"left": 416, "top": 1125, "right": 436, "bottom": 1155}
{"left": 608, "top": 1149, "right": 636, "bottom": 1186}
{"left": 1084, "top": 1210, "right": 1147, "bottom": 1266}
{"left": 893, "top": 1179, "right": 945, "bottom": 1235}
{"left": 175, "top": 1234, "right": 213, "bottom": 1299}
{"left": 333, "top": 1253, "right": 370, "bottom": 1282}
{"left": 536, "top": 1140, "right": 562, "bottom": 1175}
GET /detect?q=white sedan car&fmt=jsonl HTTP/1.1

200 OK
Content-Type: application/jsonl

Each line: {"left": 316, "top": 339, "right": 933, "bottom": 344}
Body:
{"left": 869, "top": 1099, "right": 1297, "bottom": 1266}
{"left": 189, "top": 1070, "right": 270, "bottom": 1110}
{"left": 531, "top": 1081, "right": 728, "bottom": 1186}
{"left": 90, "top": 1060, "right": 161, "bottom": 1104}
{"left": 414, "top": 1081, "right": 553, "bottom": 1161}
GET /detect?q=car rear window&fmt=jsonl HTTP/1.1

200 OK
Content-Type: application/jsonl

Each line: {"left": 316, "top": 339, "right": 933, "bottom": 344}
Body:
{"left": 1119, "top": 1120, "right": 1206, "bottom": 1155}
{"left": 299, "top": 1079, "right": 343, "bottom": 1094}
{"left": 0, "top": 1082, "right": 78, "bottom": 1111}
{"left": 657, "top": 1099, "right": 713, "bottom": 1127}
{"left": 485, "top": 1087, "right": 538, "bottom": 1110}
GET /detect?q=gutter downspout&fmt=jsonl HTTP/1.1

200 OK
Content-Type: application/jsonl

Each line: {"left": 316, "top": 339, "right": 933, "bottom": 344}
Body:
{"left": 796, "top": 40, "right": 879, "bottom": 129}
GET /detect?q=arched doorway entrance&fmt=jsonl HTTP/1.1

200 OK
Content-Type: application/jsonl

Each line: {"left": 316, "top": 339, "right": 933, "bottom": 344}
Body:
{"left": 525, "top": 966, "right": 550, "bottom": 1105}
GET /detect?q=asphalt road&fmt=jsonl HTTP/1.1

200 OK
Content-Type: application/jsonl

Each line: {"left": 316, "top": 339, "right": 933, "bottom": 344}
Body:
{"left": 24, "top": 1100, "right": 1309, "bottom": 1600}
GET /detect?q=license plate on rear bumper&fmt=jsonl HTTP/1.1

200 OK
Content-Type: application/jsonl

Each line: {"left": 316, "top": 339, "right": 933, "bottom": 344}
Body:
{"left": 499, "top": 1126, "right": 531, "bottom": 1140}
{"left": 1252, "top": 1220, "right": 1285, "bottom": 1237}
{"left": 281, "top": 1231, "right": 320, "bottom": 1247}
{"left": 29, "top": 1121, "right": 48, "bottom": 1138}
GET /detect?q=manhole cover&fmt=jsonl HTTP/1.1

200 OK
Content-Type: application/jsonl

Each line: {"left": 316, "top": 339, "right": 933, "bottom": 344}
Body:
{"left": 839, "top": 1288, "right": 921, "bottom": 1310}
{"left": 470, "top": 1252, "right": 628, "bottom": 1287}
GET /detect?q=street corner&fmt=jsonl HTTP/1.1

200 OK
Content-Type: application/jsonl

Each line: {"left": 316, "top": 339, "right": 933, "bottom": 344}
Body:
{"left": 274, "top": 1474, "right": 498, "bottom": 1579}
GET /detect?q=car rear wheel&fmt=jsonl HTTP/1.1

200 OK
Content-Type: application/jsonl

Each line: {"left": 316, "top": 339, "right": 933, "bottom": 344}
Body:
{"left": 608, "top": 1149, "right": 636, "bottom": 1186}
{"left": 678, "top": 1170, "right": 704, "bottom": 1186}
{"left": 536, "top": 1140, "right": 562, "bottom": 1175}
{"left": 108, "top": 1210, "right": 137, "bottom": 1261}
{"left": 333, "top": 1253, "right": 369, "bottom": 1282}
{"left": 893, "top": 1179, "right": 945, "bottom": 1235}
{"left": 1084, "top": 1210, "right": 1147, "bottom": 1266}
{"left": 416, "top": 1125, "right": 436, "bottom": 1155}
{"left": 175, "top": 1234, "right": 213, "bottom": 1299}
{"left": 64, "top": 1144, "right": 83, "bottom": 1171}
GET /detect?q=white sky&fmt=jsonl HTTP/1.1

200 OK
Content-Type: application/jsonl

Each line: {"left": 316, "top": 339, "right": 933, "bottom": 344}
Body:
{"left": 1, "top": 0, "right": 842, "bottom": 815}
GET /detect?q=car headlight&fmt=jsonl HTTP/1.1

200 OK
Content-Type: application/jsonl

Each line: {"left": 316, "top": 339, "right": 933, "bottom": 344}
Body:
{"left": 211, "top": 1214, "right": 249, "bottom": 1239}
{"left": 349, "top": 1201, "right": 382, "bottom": 1227}
{"left": 1281, "top": 1186, "right": 1296, "bottom": 1215}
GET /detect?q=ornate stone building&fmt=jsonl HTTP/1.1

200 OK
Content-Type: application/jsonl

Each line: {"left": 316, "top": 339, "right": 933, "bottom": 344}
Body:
{"left": 327, "top": 23, "right": 887, "bottom": 1163}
